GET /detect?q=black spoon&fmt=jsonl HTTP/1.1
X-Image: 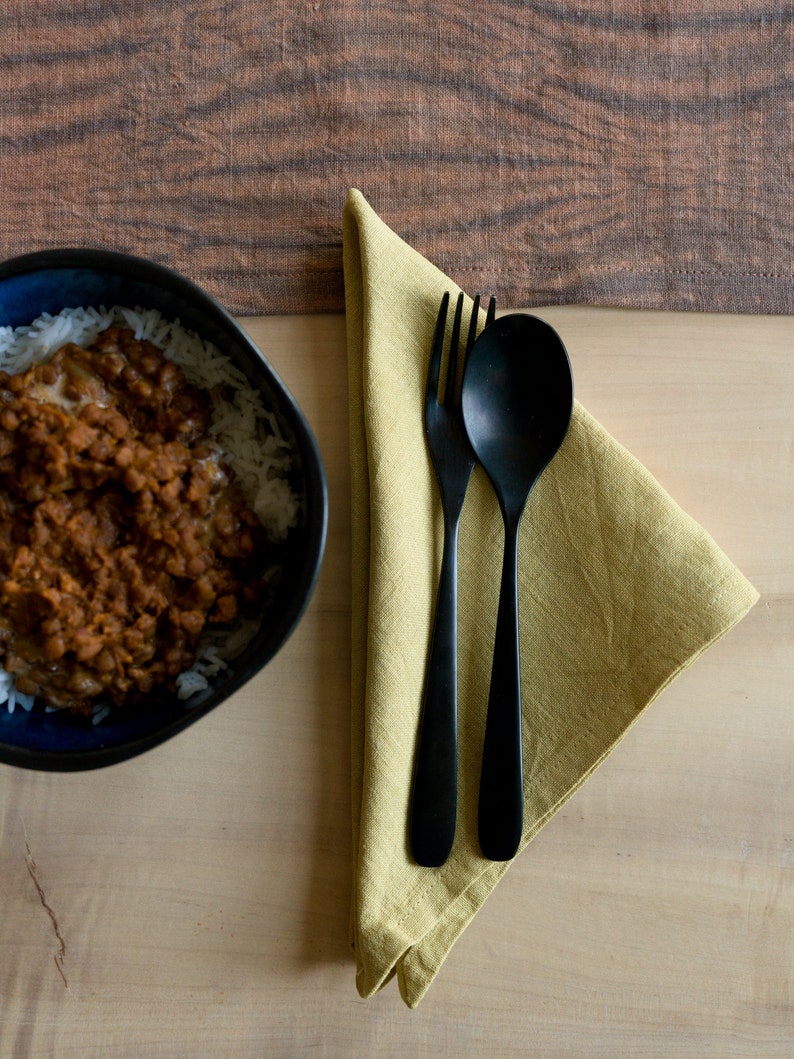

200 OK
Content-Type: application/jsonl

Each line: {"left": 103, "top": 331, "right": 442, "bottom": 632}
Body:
{"left": 461, "top": 313, "right": 573, "bottom": 861}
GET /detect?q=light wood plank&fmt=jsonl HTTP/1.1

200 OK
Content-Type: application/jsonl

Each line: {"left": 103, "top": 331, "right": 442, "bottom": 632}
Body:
{"left": 0, "top": 308, "right": 790, "bottom": 1058}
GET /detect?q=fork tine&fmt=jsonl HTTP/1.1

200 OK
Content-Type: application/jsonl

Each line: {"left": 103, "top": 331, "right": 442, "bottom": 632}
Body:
{"left": 485, "top": 295, "right": 497, "bottom": 327}
{"left": 443, "top": 293, "right": 464, "bottom": 404}
{"left": 465, "top": 294, "right": 482, "bottom": 360}
{"left": 426, "top": 292, "right": 449, "bottom": 406}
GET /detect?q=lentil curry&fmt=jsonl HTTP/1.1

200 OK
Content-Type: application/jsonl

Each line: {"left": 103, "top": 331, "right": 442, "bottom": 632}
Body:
{"left": 0, "top": 326, "right": 264, "bottom": 715}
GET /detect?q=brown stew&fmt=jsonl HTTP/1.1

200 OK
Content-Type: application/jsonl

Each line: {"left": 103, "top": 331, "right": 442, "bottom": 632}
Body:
{"left": 0, "top": 327, "right": 264, "bottom": 715}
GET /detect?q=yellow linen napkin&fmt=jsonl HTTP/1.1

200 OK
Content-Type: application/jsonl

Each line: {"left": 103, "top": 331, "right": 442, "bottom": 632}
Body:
{"left": 342, "top": 188, "right": 759, "bottom": 1008}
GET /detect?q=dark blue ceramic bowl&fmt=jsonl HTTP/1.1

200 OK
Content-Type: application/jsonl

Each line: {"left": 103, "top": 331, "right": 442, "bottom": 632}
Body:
{"left": 0, "top": 249, "right": 327, "bottom": 771}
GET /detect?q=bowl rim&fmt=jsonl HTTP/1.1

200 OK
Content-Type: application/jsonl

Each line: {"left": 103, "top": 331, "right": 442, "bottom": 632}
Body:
{"left": 0, "top": 248, "right": 328, "bottom": 771}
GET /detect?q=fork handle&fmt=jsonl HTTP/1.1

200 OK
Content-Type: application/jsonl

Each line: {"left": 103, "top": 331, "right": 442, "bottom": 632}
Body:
{"left": 478, "top": 518, "right": 524, "bottom": 861}
{"left": 410, "top": 518, "right": 460, "bottom": 867}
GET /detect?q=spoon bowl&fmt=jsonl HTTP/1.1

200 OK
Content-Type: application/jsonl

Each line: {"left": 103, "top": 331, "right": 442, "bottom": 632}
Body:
{"left": 462, "top": 313, "right": 573, "bottom": 860}
{"left": 462, "top": 314, "right": 573, "bottom": 512}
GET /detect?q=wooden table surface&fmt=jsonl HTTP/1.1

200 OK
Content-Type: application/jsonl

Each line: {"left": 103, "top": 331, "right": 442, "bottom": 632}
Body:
{"left": 0, "top": 307, "right": 791, "bottom": 1058}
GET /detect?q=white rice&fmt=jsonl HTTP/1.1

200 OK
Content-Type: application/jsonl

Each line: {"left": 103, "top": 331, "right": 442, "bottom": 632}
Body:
{"left": 0, "top": 305, "right": 300, "bottom": 716}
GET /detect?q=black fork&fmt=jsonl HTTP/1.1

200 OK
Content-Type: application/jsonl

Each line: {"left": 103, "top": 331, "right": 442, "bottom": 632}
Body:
{"left": 410, "top": 290, "right": 496, "bottom": 866}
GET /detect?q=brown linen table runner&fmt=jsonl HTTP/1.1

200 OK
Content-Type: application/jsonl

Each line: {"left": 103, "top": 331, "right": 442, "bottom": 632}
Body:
{"left": 1, "top": 2, "right": 792, "bottom": 316}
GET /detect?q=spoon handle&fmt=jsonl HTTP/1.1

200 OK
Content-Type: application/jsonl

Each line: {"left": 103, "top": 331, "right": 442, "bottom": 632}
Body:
{"left": 478, "top": 520, "right": 523, "bottom": 861}
{"left": 410, "top": 517, "right": 459, "bottom": 866}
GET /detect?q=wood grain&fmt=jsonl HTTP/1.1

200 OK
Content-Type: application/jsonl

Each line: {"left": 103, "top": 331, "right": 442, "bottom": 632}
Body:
{"left": 0, "top": 307, "right": 791, "bottom": 1056}
{"left": 1, "top": 2, "right": 793, "bottom": 315}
